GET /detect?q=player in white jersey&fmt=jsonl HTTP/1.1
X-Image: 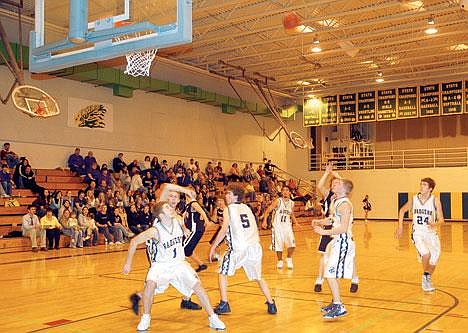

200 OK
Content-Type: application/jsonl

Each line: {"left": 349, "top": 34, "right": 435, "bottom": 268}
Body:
{"left": 123, "top": 201, "right": 225, "bottom": 331}
{"left": 262, "top": 186, "right": 298, "bottom": 269}
{"left": 396, "top": 177, "right": 444, "bottom": 292}
{"left": 313, "top": 178, "right": 355, "bottom": 320}
{"left": 209, "top": 183, "right": 277, "bottom": 315}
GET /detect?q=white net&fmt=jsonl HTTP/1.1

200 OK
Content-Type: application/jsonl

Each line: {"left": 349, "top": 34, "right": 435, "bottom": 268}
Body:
{"left": 123, "top": 48, "right": 158, "bottom": 77}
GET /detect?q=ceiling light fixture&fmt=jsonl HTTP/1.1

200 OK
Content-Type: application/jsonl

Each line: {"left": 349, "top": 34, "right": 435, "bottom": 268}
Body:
{"left": 376, "top": 71, "right": 384, "bottom": 83}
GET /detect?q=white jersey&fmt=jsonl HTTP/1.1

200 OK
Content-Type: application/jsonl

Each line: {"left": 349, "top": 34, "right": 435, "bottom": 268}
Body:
{"left": 412, "top": 194, "right": 436, "bottom": 233}
{"left": 272, "top": 198, "right": 294, "bottom": 227}
{"left": 331, "top": 197, "right": 353, "bottom": 238}
{"left": 146, "top": 218, "right": 185, "bottom": 264}
{"left": 226, "top": 203, "right": 259, "bottom": 251}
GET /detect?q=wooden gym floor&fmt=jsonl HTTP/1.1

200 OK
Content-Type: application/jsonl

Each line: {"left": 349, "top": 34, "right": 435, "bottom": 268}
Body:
{"left": 1, "top": 221, "right": 468, "bottom": 332}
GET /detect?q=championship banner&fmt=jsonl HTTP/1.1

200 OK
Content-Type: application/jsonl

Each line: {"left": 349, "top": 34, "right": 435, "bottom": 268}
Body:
{"left": 321, "top": 95, "right": 338, "bottom": 125}
{"left": 357, "top": 91, "right": 376, "bottom": 122}
{"left": 338, "top": 93, "right": 357, "bottom": 124}
{"left": 465, "top": 81, "right": 468, "bottom": 113}
{"left": 377, "top": 88, "right": 397, "bottom": 121}
{"left": 441, "top": 81, "right": 463, "bottom": 115}
{"left": 303, "top": 98, "right": 321, "bottom": 127}
{"left": 419, "top": 84, "right": 440, "bottom": 117}
{"left": 397, "top": 87, "right": 418, "bottom": 119}
{"left": 68, "top": 97, "right": 114, "bottom": 132}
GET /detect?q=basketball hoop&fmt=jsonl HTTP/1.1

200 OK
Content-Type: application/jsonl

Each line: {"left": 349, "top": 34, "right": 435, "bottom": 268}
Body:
{"left": 290, "top": 131, "right": 312, "bottom": 149}
{"left": 12, "top": 85, "right": 60, "bottom": 118}
{"left": 114, "top": 21, "right": 158, "bottom": 77}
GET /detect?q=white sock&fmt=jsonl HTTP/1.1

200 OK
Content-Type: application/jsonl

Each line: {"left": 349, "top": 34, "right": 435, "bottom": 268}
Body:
{"left": 352, "top": 277, "right": 359, "bottom": 284}
{"left": 315, "top": 277, "right": 324, "bottom": 284}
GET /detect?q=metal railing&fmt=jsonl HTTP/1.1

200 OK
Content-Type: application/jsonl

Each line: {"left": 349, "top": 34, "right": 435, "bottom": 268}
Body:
{"left": 310, "top": 147, "right": 468, "bottom": 170}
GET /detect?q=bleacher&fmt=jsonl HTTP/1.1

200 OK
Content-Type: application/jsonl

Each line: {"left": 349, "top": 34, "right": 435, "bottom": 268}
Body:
{"left": 0, "top": 168, "right": 315, "bottom": 253}
{"left": 0, "top": 169, "right": 86, "bottom": 252}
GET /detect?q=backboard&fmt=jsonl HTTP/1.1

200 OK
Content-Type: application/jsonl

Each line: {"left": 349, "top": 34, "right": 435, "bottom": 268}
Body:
{"left": 29, "top": 0, "right": 192, "bottom": 73}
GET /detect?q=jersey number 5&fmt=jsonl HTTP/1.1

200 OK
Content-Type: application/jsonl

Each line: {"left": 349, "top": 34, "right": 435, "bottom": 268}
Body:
{"left": 240, "top": 214, "right": 250, "bottom": 228}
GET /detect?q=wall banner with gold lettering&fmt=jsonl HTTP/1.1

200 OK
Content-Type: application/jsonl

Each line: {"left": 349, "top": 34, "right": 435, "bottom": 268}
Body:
{"left": 357, "top": 91, "right": 376, "bottom": 122}
{"left": 377, "top": 89, "right": 397, "bottom": 121}
{"left": 419, "top": 84, "right": 440, "bottom": 117}
{"left": 321, "top": 95, "right": 338, "bottom": 125}
{"left": 303, "top": 98, "right": 321, "bottom": 127}
{"left": 441, "top": 81, "right": 463, "bottom": 115}
{"left": 338, "top": 93, "right": 357, "bottom": 124}
{"left": 397, "top": 87, "right": 418, "bottom": 118}
{"left": 465, "top": 81, "right": 468, "bottom": 114}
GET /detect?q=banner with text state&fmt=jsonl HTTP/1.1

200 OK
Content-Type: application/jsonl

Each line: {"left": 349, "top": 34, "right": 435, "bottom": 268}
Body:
{"left": 397, "top": 87, "right": 418, "bottom": 119}
{"left": 377, "top": 88, "right": 397, "bottom": 121}
{"left": 338, "top": 93, "right": 357, "bottom": 124}
{"left": 442, "top": 81, "right": 463, "bottom": 115}
{"left": 357, "top": 91, "right": 376, "bottom": 122}
{"left": 419, "top": 84, "right": 440, "bottom": 117}
{"left": 321, "top": 95, "right": 338, "bottom": 125}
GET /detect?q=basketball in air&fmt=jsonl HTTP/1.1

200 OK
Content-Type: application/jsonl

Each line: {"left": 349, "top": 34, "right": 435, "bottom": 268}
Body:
{"left": 282, "top": 12, "right": 301, "bottom": 30}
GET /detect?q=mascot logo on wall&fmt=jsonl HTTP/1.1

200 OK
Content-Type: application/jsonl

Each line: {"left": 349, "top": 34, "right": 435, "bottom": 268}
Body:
{"left": 68, "top": 97, "right": 113, "bottom": 132}
{"left": 74, "top": 104, "right": 107, "bottom": 128}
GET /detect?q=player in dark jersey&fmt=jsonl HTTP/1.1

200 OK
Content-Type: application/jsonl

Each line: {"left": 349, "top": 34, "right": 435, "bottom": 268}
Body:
{"left": 182, "top": 196, "right": 210, "bottom": 273}
{"left": 209, "top": 196, "right": 226, "bottom": 261}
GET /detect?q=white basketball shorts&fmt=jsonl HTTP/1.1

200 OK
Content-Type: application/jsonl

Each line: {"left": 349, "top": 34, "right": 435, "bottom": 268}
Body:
{"left": 219, "top": 243, "right": 262, "bottom": 280}
{"left": 271, "top": 224, "right": 296, "bottom": 252}
{"left": 412, "top": 231, "right": 440, "bottom": 266}
{"left": 324, "top": 234, "right": 355, "bottom": 279}
{"left": 146, "top": 260, "right": 199, "bottom": 297}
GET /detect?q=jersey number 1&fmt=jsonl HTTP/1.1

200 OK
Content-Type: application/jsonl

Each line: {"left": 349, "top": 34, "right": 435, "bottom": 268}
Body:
{"left": 240, "top": 214, "right": 250, "bottom": 228}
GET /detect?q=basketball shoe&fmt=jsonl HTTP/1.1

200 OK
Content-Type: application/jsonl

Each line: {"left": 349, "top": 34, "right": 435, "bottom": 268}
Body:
{"left": 323, "top": 303, "right": 347, "bottom": 320}
{"left": 214, "top": 301, "right": 231, "bottom": 314}
{"left": 137, "top": 314, "right": 151, "bottom": 331}
{"left": 208, "top": 314, "right": 226, "bottom": 330}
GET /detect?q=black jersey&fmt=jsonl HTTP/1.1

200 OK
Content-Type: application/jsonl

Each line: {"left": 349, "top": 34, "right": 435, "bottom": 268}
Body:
{"left": 322, "top": 190, "right": 335, "bottom": 230}
{"left": 215, "top": 207, "right": 224, "bottom": 225}
{"left": 184, "top": 200, "right": 205, "bottom": 233}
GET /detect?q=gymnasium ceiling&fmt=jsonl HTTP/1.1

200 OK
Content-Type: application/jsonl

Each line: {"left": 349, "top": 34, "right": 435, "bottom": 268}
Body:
{"left": 1, "top": 0, "right": 467, "bottom": 100}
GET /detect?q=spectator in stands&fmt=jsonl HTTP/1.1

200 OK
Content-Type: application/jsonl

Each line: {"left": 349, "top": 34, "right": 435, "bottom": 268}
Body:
{"left": 78, "top": 207, "right": 98, "bottom": 246}
{"left": 257, "top": 165, "right": 265, "bottom": 178}
{"left": 177, "top": 168, "right": 193, "bottom": 187}
{"left": 95, "top": 205, "right": 114, "bottom": 244}
{"left": 128, "top": 159, "right": 141, "bottom": 176}
{"left": 142, "top": 171, "right": 154, "bottom": 192}
{"left": 119, "top": 165, "right": 131, "bottom": 191}
{"left": 127, "top": 204, "right": 143, "bottom": 234}
{"left": 264, "top": 159, "right": 275, "bottom": 178}
{"left": 242, "top": 163, "right": 255, "bottom": 182}
{"left": 205, "top": 161, "right": 214, "bottom": 178}
{"left": 84, "top": 151, "right": 97, "bottom": 171}
{"left": 85, "top": 180, "right": 98, "bottom": 197}
{"left": 112, "top": 206, "right": 134, "bottom": 243}
{"left": 304, "top": 194, "right": 322, "bottom": 217}
{"left": 68, "top": 148, "right": 85, "bottom": 175}
{"left": 22, "top": 205, "right": 47, "bottom": 252}
{"left": 138, "top": 204, "right": 153, "bottom": 230}
{"left": 22, "top": 165, "right": 44, "bottom": 195}
{"left": 85, "top": 189, "right": 98, "bottom": 214}
{"left": 1, "top": 142, "right": 19, "bottom": 168}
{"left": 58, "top": 199, "right": 72, "bottom": 221}
{"left": 85, "top": 161, "right": 101, "bottom": 184}
{"left": 150, "top": 156, "right": 161, "bottom": 172}
{"left": 227, "top": 163, "right": 242, "bottom": 183}
{"left": 99, "top": 168, "right": 113, "bottom": 189}
{"left": 187, "top": 158, "right": 197, "bottom": 172}
{"left": 63, "top": 190, "right": 74, "bottom": 208}
{"left": 259, "top": 176, "right": 269, "bottom": 194}
{"left": 0, "top": 163, "right": 15, "bottom": 197}
{"left": 74, "top": 190, "right": 86, "bottom": 214}
{"left": 49, "top": 190, "right": 63, "bottom": 217}
{"left": 13, "top": 157, "right": 26, "bottom": 188}
{"left": 40, "top": 207, "right": 62, "bottom": 250}
{"left": 141, "top": 156, "right": 151, "bottom": 172}
{"left": 245, "top": 181, "right": 256, "bottom": 202}
{"left": 112, "top": 153, "right": 127, "bottom": 173}
{"left": 130, "top": 170, "right": 144, "bottom": 192}
{"left": 59, "top": 209, "right": 83, "bottom": 248}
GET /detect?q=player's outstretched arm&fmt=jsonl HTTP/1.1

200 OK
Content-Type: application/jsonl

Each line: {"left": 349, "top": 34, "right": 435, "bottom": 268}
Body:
{"left": 158, "top": 183, "right": 196, "bottom": 202}
{"left": 192, "top": 201, "right": 210, "bottom": 227}
{"left": 262, "top": 198, "right": 278, "bottom": 229}
{"left": 123, "top": 227, "right": 158, "bottom": 274}
{"left": 395, "top": 198, "right": 412, "bottom": 239}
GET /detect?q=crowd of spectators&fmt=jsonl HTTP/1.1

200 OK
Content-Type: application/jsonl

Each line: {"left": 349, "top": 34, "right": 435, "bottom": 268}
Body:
{"left": 1, "top": 142, "right": 321, "bottom": 251}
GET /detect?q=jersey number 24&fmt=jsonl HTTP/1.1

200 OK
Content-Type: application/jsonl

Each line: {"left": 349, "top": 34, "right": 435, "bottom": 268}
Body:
{"left": 416, "top": 216, "right": 429, "bottom": 225}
